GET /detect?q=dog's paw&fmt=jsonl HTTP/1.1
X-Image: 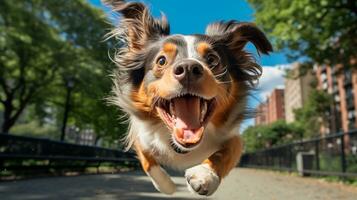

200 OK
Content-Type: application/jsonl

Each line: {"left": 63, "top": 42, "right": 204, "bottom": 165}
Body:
{"left": 147, "top": 165, "right": 176, "bottom": 195}
{"left": 185, "top": 164, "right": 220, "bottom": 196}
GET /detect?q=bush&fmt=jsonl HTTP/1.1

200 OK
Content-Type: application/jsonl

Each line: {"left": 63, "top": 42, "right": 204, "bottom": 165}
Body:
{"left": 242, "top": 120, "right": 303, "bottom": 152}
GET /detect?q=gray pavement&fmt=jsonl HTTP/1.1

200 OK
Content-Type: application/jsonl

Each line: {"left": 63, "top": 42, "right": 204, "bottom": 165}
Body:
{"left": 0, "top": 168, "right": 356, "bottom": 200}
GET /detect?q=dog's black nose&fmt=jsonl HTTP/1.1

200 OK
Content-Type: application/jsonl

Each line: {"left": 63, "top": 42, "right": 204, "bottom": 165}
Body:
{"left": 173, "top": 60, "right": 204, "bottom": 82}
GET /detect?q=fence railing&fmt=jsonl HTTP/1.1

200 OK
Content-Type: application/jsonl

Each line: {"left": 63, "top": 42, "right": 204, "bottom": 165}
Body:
{"left": 0, "top": 134, "right": 138, "bottom": 176}
{"left": 240, "top": 130, "right": 357, "bottom": 178}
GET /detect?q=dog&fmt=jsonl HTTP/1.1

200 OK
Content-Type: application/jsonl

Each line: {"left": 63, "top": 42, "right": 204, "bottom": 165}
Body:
{"left": 104, "top": 0, "right": 272, "bottom": 196}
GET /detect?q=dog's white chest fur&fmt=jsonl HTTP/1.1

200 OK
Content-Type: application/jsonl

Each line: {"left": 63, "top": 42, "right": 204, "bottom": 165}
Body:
{"left": 130, "top": 117, "right": 226, "bottom": 170}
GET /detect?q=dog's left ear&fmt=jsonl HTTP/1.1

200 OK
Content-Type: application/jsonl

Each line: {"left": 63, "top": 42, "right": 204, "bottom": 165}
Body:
{"left": 103, "top": 0, "right": 170, "bottom": 51}
{"left": 206, "top": 21, "right": 273, "bottom": 55}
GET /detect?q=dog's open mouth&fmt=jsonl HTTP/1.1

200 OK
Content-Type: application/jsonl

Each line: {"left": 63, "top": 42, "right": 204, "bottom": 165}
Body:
{"left": 155, "top": 94, "right": 216, "bottom": 153}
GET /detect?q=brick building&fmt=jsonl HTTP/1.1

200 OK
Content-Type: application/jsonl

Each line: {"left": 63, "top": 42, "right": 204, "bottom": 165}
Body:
{"left": 267, "top": 89, "right": 285, "bottom": 123}
{"left": 315, "top": 64, "right": 357, "bottom": 134}
{"left": 255, "top": 103, "right": 268, "bottom": 125}
{"left": 255, "top": 89, "right": 285, "bottom": 125}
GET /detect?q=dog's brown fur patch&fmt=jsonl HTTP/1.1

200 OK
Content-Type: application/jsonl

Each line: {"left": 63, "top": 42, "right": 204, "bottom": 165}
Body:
{"left": 196, "top": 42, "right": 211, "bottom": 56}
{"left": 163, "top": 43, "right": 177, "bottom": 54}
{"left": 211, "top": 81, "right": 239, "bottom": 127}
{"left": 203, "top": 135, "right": 242, "bottom": 178}
{"left": 134, "top": 141, "right": 157, "bottom": 172}
{"left": 131, "top": 83, "right": 152, "bottom": 113}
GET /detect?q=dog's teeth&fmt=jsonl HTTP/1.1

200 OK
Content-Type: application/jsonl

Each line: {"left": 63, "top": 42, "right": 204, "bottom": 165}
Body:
{"left": 200, "top": 101, "right": 207, "bottom": 123}
{"left": 170, "top": 101, "right": 175, "bottom": 116}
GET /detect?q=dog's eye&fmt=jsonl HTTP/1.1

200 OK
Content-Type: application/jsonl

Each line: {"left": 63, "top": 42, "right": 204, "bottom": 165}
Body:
{"left": 206, "top": 54, "right": 219, "bottom": 66}
{"left": 157, "top": 56, "right": 167, "bottom": 66}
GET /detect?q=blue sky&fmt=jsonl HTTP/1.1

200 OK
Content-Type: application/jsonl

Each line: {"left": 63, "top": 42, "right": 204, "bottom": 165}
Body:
{"left": 89, "top": 0, "right": 290, "bottom": 130}
{"left": 89, "top": 0, "right": 288, "bottom": 66}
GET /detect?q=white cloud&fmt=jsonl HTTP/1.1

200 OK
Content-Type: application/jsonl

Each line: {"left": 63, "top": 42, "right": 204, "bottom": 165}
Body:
{"left": 239, "top": 64, "right": 292, "bottom": 133}
{"left": 239, "top": 64, "right": 291, "bottom": 133}
{"left": 257, "top": 64, "right": 291, "bottom": 100}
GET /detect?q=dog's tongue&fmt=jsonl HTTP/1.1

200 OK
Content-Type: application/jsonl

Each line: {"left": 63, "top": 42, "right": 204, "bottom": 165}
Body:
{"left": 173, "top": 96, "right": 201, "bottom": 142}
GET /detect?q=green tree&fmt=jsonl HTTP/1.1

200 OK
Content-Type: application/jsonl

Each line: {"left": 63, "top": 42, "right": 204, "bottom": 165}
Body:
{"left": 242, "top": 125, "right": 265, "bottom": 152}
{"left": 248, "top": 0, "right": 357, "bottom": 66}
{"left": 0, "top": 0, "right": 67, "bottom": 133}
{"left": 242, "top": 120, "right": 303, "bottom": 152}
{"left": 0, "top": 0, "right": 126, "bottom": 145}
{"left": 41, "top": 0, "right": 126, "bottom": 144}
{"left": 293, "top": 89, "right": 332, "bottom": 138}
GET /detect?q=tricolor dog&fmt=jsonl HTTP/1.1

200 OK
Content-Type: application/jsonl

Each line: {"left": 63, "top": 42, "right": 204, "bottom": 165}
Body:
{"left": 104, "top": 0, "right": 272, "bottom": 196}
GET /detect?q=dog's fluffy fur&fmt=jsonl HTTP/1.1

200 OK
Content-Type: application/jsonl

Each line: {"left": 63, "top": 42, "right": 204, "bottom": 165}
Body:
{"left": 104, "top": 0, "right": 272, "bottom": 196}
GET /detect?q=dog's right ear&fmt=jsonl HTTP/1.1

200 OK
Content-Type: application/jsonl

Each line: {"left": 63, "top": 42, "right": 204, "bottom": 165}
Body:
{"left": 103, "top": 0, "right": 170, "bottom": 50}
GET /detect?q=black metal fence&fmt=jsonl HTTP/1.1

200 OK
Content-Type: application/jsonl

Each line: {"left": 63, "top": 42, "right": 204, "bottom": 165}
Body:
{"left": 240, "top": 130, "right": 357, "bottom": 178}
{"left": 0, "top": 134, "right": 138, "bottom": 177}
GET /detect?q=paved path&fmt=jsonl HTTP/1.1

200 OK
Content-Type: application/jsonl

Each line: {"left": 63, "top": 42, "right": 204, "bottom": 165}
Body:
{"left": 0, "top": 168, "right": 356, "bottom": 200}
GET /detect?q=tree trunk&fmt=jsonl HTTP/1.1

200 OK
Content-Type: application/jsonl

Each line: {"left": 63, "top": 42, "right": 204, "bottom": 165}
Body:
{"left": 1, "top": 108, "right": 17, "bottom": 134}
{"left": 1, "top": 93, "right": 30, "bottom": 134}
{"left": 1, "top": 121, "right": 12, "bottom": 134}
{"left": 60, "top": 86, "right": 72, "bottom": 141}
{"left": 1, "top": 98, "right": 14, "bottom": 134}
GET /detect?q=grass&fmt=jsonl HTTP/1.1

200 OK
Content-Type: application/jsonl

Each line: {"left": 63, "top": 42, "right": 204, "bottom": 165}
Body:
{"left": 319, "top": 153, "right": 342, "bottom": 172}
{"left": 318, "top": 176, "right": 357, "bottom": 187}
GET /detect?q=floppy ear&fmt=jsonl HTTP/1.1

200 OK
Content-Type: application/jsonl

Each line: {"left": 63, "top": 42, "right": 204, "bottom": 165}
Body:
{"left": 205, "top": 21, "right": 272, "bottom": 55}
{"left": 103, "top": 0, "right": 170, "bottom": 50}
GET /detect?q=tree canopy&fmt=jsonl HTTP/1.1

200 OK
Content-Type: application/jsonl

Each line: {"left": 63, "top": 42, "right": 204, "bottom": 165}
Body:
{"left": 242, "top": 120, "right": 303, "bottom": 152}
{"left": 248, "top": 0, "right": 357, "bottom": 67}
{"left": 293, "top": 89, "right": 333, "bottom": 137}
{"left": 0, "top": 0, "right": 126, "bottom": 146}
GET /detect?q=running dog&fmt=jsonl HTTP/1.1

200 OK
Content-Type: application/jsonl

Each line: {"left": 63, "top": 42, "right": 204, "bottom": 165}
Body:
{"left": 104, "top": 0, "right": 272, "bottom": 196}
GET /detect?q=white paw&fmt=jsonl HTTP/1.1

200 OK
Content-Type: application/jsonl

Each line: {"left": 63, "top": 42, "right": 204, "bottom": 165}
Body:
{"left": 147, "top": 165, "right": 176, "bottom": 195}
{"left": 185, "top": 164, "right": 220, "bottom": 196}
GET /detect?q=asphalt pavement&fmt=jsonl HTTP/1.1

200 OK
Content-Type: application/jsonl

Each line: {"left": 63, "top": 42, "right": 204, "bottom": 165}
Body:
{"left": 0, "top": 168, "right": 356, "bottom": 200}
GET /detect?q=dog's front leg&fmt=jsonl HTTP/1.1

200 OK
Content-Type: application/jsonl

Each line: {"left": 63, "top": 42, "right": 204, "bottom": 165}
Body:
{"left": 185, "top": 135, "right": 242, "bottom": 196}
{"left": 134, "top": 142, "right": 176, "bottom": 194}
